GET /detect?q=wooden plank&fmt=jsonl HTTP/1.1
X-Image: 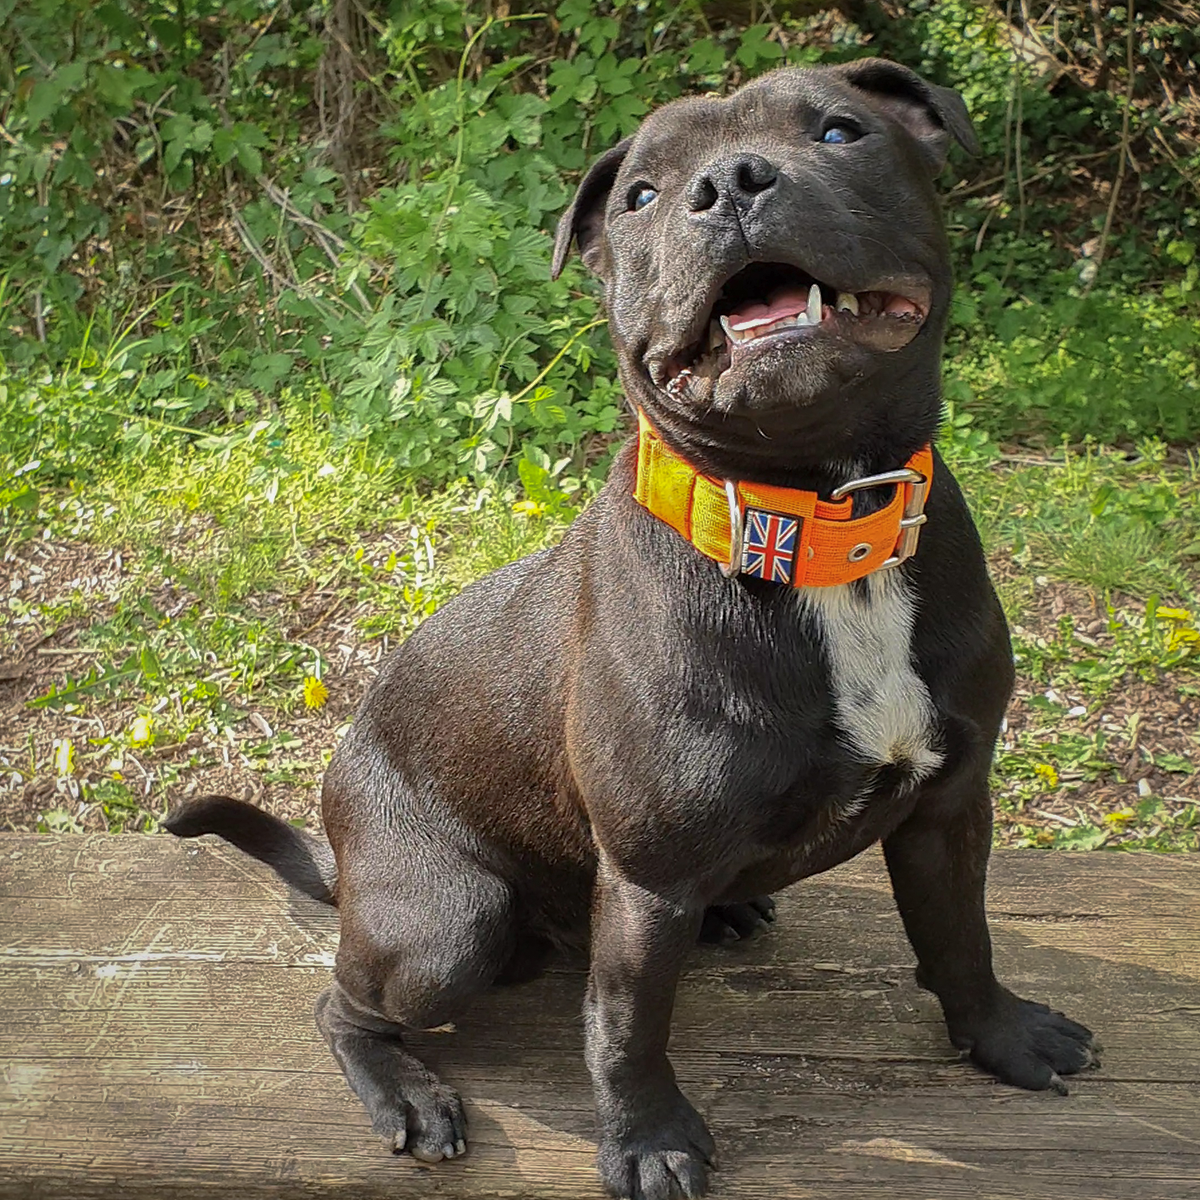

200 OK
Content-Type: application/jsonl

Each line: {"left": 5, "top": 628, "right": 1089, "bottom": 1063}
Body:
{"left": 1, "top": 835, "right": 1198, "bottom": 1199}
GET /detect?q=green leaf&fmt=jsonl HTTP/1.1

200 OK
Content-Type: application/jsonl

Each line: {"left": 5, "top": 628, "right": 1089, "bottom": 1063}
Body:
{"left": 235, "top": 142, "right": 263, "bottom": 177}
{"left": 24, "top": 62, "right": 88, "bottom": 126}
{"left": 1166, "top": 240, "right": 1195, "bottom": 267}
{"left": 1051, "top": 825, "right": 1109, "bottom": 851}
{"left": 1154, "top": 753, "right": 1193, "bottom": 775}
{"left": 13, "top": 484, "right": 39, "bottom": 511}
{"left": 736, "top": 25, "right": 784, "bottom": 68}
{"left": 495, "top": 94, "right": 546, "bottom": 145}
{"left": 140, "top": 646, "right": 161, "bottom": 680}
{"left": 687, "top": 39, "right": 726, "bottom": 77}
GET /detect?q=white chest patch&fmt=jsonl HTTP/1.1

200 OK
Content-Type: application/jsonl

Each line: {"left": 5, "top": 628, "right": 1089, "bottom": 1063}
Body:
{"left": 798, "top": 572, "right": 943, "bottom": 782}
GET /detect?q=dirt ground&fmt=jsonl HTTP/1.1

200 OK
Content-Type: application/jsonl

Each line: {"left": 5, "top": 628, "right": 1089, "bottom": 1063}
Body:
{"left": 2, "top": 536, "right": 1197, "bottom": 845}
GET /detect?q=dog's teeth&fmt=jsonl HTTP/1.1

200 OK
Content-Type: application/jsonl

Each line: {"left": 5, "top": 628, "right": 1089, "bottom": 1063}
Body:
{"left": 723, "top": 307, "right": 830, "bottom": 342}
{"left": 808, "top": 282, "right": 821, "bottom": 320}
{"left": 667, "top": 369, "right": 694, "bottom": 395}
{"left": 836, "top": 291, "right": 859, "bottom": 315}
{"left": 707, "top": 320, "right": 724, "bottom": 350}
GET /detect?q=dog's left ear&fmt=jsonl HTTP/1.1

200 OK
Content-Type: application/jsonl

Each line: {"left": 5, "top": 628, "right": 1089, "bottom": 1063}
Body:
{"left": 840, "top": 58, "right": 979, "bottom": 169}
{"left": 551, "top": 137, "right": 632, "bottom": 280}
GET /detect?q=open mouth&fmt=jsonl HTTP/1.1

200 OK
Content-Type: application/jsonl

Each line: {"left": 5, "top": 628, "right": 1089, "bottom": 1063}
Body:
{"left": 659, "top": 261, "right": 931, "bottom": 393}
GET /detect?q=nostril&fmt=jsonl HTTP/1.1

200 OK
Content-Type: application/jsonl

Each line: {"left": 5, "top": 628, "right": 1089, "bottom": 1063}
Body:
{"left": 736, "top": 155, "right": 777, "bottom": 195}
{"left": 688, "top": 154, "right": 777, "bottom": 212}
{"left": 687, "top": 175, "right": 719, "bottom": 212}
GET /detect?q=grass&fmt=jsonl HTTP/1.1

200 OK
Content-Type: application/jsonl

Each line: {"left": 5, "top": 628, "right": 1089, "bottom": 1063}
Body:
{"left": 2, "top": 377, "right": 1198, "bottom": 851}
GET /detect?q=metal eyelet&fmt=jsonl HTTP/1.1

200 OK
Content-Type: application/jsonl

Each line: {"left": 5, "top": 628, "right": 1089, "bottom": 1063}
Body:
{"left": 847, "top": 542, "right": 872, "bottom": 563}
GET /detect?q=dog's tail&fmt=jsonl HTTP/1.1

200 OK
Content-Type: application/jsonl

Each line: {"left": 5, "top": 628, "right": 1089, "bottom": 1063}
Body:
{"left": 164, "top": 795, "right": 337, "bottom": 905}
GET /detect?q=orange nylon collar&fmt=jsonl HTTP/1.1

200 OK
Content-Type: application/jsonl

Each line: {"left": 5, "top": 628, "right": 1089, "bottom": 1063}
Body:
{"left": 633, "top": 411, "right": 933, "bottom": 589}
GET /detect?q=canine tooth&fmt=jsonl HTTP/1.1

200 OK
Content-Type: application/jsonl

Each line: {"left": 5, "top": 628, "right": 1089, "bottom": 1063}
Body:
{"left": 667, "top": 368, "right": 694, "bottom": 396}
{"left": 836, "top": 291, "right": 859, "bottom": 315}
{"left": 807, "top": 283, "right": 821, "bottom": 320}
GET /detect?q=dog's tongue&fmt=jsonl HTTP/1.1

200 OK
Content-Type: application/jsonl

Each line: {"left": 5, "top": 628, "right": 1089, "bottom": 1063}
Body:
{"left": 726, "top": 287, "right": 811, "bottom": 331}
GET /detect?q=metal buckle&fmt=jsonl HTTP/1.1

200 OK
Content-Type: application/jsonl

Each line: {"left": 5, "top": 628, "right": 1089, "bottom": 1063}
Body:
{"left": 720, "top": 479, "right": 743, "bottom": 578}
{"left": 829, "top": 466, "right": 930, "bottom": 570}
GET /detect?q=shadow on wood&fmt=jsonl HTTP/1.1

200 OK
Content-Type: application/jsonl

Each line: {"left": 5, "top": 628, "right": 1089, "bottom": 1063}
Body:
{"left": 1, "top": 835, "right": 1197, "bottom": 1199}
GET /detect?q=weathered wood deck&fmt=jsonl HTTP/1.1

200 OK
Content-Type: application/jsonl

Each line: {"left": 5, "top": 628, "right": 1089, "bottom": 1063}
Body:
{"left": 1, "top": 835, "right": 1197, "bottom": 1199}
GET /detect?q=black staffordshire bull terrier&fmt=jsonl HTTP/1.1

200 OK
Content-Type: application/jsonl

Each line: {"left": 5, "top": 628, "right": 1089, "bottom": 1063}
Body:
{"left": 167, "top": 58, "right": 1098, "bottom": 1200}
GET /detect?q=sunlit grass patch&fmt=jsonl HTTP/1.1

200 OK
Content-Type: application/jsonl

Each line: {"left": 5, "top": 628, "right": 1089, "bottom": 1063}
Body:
{"left": 4, "top": 379, "right": 1200, "bottom": 847}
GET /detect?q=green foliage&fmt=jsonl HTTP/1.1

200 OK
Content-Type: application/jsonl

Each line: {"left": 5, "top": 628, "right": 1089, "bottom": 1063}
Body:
{"left": 892, "top": 0, "right": 1200, "bottom": 444}
{"left": 0, "top": 0, "right": 1198, "bottom": 503}
{"left": 0, "top": 0, "right": 321, "bottom": 346}
{"left": 3, "top": 382, "right": 569, "bottom": 830}
{"left": 947, "top": 274, "right": 1200, "bottom": 444}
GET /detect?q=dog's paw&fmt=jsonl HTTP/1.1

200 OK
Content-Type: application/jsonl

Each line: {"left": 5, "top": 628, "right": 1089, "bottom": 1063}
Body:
{"left": 597, "top": 1095, "right": 716, "bottom": 1200}
{"left": 947, "top": 988, "right": 1099, "bottom": 1094}
{"left": 371, "top": 1078, "right": 468, "bottom": 1163}
{"left": 698, "top": 896, "right": 776, "bottom": 944}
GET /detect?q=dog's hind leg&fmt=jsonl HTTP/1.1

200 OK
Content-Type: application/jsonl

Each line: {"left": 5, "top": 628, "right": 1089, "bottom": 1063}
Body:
{"left": 318, "top": 854, "right": 516, "bottom": 1162}
{"left": 699, "top": 896, "right": 776, "bottom": 944}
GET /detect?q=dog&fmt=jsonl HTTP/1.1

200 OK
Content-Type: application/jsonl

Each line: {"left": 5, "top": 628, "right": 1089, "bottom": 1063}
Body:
{"left": 166, "top": 58, "right": 1098, "bottom": 1200}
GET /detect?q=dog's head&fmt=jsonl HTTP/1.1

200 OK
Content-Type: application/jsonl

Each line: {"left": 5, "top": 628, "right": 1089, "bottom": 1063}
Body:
{"left": 553, "top": 60, "right": 977, "bottom": 478}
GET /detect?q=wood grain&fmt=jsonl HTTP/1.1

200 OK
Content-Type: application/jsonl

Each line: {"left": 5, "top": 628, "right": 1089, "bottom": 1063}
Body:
{"left": 1, "top": 835, "right": 1197, "bottom": 1199}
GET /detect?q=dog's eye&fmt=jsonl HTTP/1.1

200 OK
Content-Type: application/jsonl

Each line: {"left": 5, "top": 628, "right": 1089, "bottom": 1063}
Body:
{"left": 629, "top": 184, "right": 658, "bottom": 212}
{"left": 820, "top": 124, "right": 861, "bottom": 145}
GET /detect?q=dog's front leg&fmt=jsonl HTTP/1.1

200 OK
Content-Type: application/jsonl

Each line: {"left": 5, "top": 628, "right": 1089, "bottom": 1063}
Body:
{"left": 883, "top": 777, "right": 1098, "bottom": 1092}
{"left": 586, "top": 853, "right": 716, "bottom": 1200}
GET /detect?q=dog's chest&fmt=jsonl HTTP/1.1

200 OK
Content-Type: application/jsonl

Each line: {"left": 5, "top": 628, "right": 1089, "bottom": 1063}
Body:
{"left": 797, "top": 572, "right": 943, "bottom": 784}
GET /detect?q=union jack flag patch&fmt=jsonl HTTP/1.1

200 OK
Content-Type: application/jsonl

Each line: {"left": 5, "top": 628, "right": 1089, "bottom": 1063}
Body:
{"left": 741, "top": 509, "right": 800, "bottom": 585}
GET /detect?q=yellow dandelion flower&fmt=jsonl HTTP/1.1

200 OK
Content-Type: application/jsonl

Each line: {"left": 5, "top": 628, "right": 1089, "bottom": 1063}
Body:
{"left": 54, "top": 739, "right": 76, "bottom": 777}
{"left": 1155, "top": 606, "right": 1191, "bottom": 622}
{"left": 1168, "top": 626, "right": 1200, "bottom": 652}
{"left": 129, "top": 714, "right": 155, "bottom": 748}
{"left": 511, "top": 499, "right": 545, "bottom": 518}
{"left": 1033, "top": 762, "right": 1059, "bottom": 790}
{"left": 303, "top": 675, "right": 329, "bottom": 710}
{"left": 1103, "top": 808, "right": 1135, "bottom": 827}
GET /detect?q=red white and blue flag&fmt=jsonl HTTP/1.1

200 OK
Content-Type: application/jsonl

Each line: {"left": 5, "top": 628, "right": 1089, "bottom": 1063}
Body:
{"left": 741, "top": 509, "right": 799, "bottom": 585}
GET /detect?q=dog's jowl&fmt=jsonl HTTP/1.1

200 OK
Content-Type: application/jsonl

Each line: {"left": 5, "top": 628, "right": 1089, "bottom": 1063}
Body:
{"left": 167, "top": 59, "right": 1098, "bottom": 1200}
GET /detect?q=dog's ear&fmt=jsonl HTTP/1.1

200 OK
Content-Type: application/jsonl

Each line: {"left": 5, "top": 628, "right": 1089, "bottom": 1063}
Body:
{"left": 551, "top": 137, "right": 632, "bottom": 280}
{"left": 840, "top": 58, "right": 979, "bottom": 168}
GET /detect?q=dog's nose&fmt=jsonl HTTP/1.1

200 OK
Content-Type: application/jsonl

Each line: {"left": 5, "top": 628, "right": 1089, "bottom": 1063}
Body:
{"left": 686, "top": 153, "right": 778, "bottom": 212}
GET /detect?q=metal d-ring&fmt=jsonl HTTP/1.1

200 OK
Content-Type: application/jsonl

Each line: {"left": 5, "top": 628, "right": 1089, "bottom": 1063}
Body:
{"left": 720, "top": 479, "right": 743, "bottom": 579}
